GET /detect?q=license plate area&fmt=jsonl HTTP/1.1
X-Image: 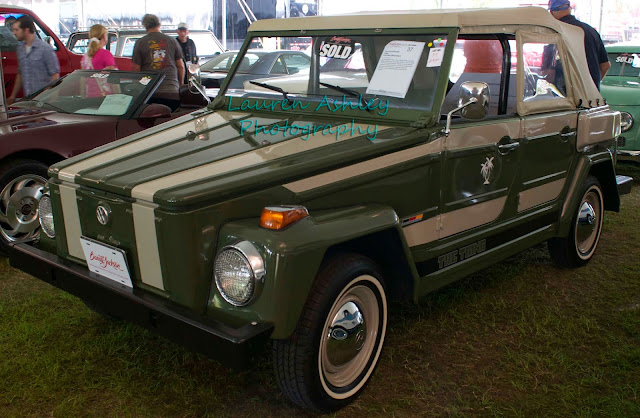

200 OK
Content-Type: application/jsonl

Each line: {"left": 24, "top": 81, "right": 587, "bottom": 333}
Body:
{"left": 80, "top": 237, "right": 133, "bottom": 288}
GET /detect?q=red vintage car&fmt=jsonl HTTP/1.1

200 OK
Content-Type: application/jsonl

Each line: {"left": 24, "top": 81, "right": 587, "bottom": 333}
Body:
{"left": 0, "top": 69, "right": 207, "bottom": 250}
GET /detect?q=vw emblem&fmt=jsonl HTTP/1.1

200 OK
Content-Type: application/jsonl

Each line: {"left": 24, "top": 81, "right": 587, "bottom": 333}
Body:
{"left": 96, "top": 205, "right": 111, "bottom": 226}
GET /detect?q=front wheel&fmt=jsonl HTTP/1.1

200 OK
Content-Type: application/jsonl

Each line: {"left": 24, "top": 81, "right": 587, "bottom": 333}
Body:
{"left": 548, "top": 175, "right": 604, "bottom": 268}
{"left": 0, "top": 159, "right": 49, "bottom": 253}
{"left": 273, "top": 253, "right": 388, "bottom": 413}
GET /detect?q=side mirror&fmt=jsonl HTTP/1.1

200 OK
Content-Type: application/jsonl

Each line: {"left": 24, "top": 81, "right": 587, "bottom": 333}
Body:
{"left": 459, "top": 81, "right": 489, "bottom": 120}
{"left": 187, "top": 63, "right": 211, "bottom": 104}
{"left": 443, "top": 81, "right": 490, "bottom": 136}
{"left": 139, "top": 103, "right": 172, "bottom": 119}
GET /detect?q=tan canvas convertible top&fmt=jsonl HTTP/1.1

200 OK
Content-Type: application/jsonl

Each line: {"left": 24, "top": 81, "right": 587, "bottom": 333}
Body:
{"left": 249, "top": 7, "right": 602, "bottom": 115}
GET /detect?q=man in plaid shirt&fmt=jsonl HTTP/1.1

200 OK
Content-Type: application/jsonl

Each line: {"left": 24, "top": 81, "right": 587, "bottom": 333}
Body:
{"left": 8, "top": 16, "right": 59, "bottom": 104}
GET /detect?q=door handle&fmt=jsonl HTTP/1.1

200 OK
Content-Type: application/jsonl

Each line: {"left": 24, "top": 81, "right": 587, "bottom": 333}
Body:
{"left": 498, "top": 142, "right": 519, "bottom": 154}
{"left": 560, "top": 126, "right": 576, "bottom": 142}
{"left": 560, "top": 131, "right": 576, "bottom": 141}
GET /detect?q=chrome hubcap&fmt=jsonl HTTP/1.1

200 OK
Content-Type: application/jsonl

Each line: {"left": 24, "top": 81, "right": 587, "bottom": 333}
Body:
{"left": 326, "top": 301, "right": 366, "bottom": 367}
{"left": 0, "top": 174, "right": 46, "bottom": 243}
{"left": 575, "top": 189, "right": 601, "bottom": 256}
{"left": 320, "top": 282, "right": 380, "bottom": 389}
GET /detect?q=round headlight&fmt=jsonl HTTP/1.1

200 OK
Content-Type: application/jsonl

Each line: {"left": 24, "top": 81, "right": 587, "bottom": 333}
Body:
{"left": 302, "top": 4, "right": 309, "bottom": 14}
{"left": 38, "top": 194, "right": 55, "bottom": 238}
{"left": 214, "top": 241, "right": 265, "bottom": 306}
{"left": 621, "top": 111, "right": 634, "bottom": 133}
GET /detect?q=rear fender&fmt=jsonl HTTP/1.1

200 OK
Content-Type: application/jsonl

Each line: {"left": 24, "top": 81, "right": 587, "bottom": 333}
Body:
{"left": 558, "top": 151, "right": 619, "bottom": 236}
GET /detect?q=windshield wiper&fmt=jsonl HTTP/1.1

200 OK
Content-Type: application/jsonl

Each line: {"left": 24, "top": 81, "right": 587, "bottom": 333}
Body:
{"left": 249, "top": 81, "right": 289, "bottom": 101}
{"left": 319, "top": 82, "right": 372, "bottom": 112}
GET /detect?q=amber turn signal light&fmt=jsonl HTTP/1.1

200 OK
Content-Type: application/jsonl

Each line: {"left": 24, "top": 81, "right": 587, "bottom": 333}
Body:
{"left": 260, "top": 206, "right": 309, "bottom": 230}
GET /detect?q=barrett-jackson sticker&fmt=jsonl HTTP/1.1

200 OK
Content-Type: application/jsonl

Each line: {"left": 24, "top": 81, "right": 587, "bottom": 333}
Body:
{"left": 319, "top": 36, "right": 355, "bottom": 59}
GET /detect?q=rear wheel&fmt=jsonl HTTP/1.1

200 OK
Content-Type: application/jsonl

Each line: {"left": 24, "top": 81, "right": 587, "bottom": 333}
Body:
{"left": 548, "top": 176, "right": 604, "bottom": 268}
{"left": 273, "top": 253, "right": 387, "bottom": 413}
{"left": 0, "top": 159, "right": 49, "bottom": 254}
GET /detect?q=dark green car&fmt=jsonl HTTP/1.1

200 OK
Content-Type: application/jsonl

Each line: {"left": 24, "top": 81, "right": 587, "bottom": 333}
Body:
{"left": 8, "top": 7, "right": 632, "bottom": 413}
{"left": 601, "top": 43, "right": 640, "bottom": 162}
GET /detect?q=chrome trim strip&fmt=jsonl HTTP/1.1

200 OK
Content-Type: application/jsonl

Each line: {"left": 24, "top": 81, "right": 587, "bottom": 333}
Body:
{"left": 132, "top": 201, "right": 165, "bottom": 290}
{"left": 522, "top": 170, "right": 567, "bottom": 187}
{"left": 59, "top": 183, "right": 85, "bottom": 260}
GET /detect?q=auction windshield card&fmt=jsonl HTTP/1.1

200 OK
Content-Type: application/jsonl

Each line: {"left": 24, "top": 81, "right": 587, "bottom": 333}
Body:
{"left": 366, "top": 40, "right": 426, "bottom": 98}
{"left": 97, "top": 94, "right": 133, "bottom": 116}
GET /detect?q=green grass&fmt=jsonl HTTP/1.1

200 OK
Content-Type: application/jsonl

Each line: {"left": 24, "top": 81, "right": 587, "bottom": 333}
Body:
{"left": 1, "top": 189, "right": 640, "bottom": 416}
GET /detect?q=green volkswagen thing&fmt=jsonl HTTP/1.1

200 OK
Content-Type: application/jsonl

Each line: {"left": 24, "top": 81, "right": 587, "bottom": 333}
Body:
{"left": 9, "top": 7, "right": 633, "bottom": 412}
{"left": 601, "top": 43, "right": 640, "bottom": 162}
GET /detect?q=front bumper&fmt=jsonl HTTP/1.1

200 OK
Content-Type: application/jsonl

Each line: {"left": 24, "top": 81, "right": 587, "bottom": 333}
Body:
{"left": 8, "top": 243, "right": 273, "bottom": 369}
{"left": 616, "top": 174, "right": 633, "bottom": 196}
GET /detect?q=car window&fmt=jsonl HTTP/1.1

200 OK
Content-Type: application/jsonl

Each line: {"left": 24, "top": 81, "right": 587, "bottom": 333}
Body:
{"left": 122, "top": 37, "right": 142, "bottom": 57}
{"left": 607, "top": 52, "right": 640, "bottom": 77}
{"left": 188, "top": 32, "right": 223, "bottom": 56}
{"left": 444, "top": 38, "right": 515, "bottom": 116}
{"left": 270, "top": 56, "right": 287, "bottom": 74}
{"left": 0, "top": 25, "right": 19, "bottom": 52}
{"left": 524, "top": 42, "right": 566, "bottom": 101}
{"left": 282, "top": 54, "right": 310, "bottom": 74}
{"left": 107, "top": 34, "right": 117, "bottom": 54}
{"left": 33, "top": 19, "right": 58, "bottom": 51}
{"left": 0, "top": 13, "right": 21, "bottom": 52}
{"left": 69, "top": 37, "right": 90, "bottom": 54}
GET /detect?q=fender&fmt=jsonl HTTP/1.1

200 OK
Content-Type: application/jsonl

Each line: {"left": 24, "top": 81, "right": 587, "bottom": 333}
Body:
{"left": 213, "top": 204, "right": 418, "bottom": 339}
{"left": 557, "top": 149, "right": 619, "bottom": 237}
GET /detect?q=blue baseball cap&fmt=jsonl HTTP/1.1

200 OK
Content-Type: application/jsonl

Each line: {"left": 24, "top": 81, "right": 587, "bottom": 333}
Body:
{"left": 548, "top": 0, "right": 571, "bottom": 12}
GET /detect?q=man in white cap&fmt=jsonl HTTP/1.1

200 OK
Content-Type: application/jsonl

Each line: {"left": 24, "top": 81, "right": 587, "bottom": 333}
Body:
{"left": 176, "top": 22, "right": 197, "bottom": 83}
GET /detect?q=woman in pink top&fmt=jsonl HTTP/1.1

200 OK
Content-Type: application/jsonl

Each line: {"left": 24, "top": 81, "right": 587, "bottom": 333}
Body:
{"left": 81, "top": 24, "right": 117, "bottom": 70}
{"left": 82, "top": 24, "right": 117, "bottom": 97}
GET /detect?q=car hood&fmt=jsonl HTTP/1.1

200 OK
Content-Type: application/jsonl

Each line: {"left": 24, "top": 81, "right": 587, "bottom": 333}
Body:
{"left": 52, "top": 109, "right": 412, "bottom": 208}
{"left": 601, "top": 77, "right": 640, "bottom": 105}
{"left": 1, "top": 107, "right": 115, "bottom": 130}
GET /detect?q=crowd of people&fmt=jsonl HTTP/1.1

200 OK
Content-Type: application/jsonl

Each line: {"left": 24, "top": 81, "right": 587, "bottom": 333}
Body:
{"left": 4, "top": 2, "right": 613, "bottom": 109}
{"left": 6, "top": 13, "right": 199, "bottom": 110}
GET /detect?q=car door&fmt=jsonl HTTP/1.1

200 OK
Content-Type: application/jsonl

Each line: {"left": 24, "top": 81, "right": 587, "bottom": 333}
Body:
{"left": 515, "top": 33, "right": 577, "bottom": 214}
{"left": 405, "top": 36, "right": 523, "bottom": 285}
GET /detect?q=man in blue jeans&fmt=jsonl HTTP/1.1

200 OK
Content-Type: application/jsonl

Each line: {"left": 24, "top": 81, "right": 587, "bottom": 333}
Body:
{"left": 548, "top": 0, "right": 610, "bottom": 90}
{"left": 7, "top": 15, "right": 59, "bottom": 104}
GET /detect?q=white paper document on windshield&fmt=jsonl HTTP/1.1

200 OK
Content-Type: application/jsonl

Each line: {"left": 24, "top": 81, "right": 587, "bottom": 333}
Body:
{"left": 365, "top": 40, "right": 426, "bottom": 99}
{"left": 96, "top": 94, "right": 133, "bottom": 115}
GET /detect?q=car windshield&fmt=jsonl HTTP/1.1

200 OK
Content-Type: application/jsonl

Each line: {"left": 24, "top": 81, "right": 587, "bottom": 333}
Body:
{"left": 607, "top": 52, "right": 640, "bottom": 77}
{"left": 14, "top": 70, "right": 160, "bottom": 116}
{"left": 223, "top": 34, "right": 449, "bottom": 114}
{"left": 189, "top": 32, "right": 224, "bottom": 56}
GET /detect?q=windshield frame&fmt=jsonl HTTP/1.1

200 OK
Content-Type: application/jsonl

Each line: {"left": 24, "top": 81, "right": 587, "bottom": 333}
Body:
{"left": 210, "top": 27, "right": 458, "bottom": 126}
{"left": 20, "top": 69, "right": 165, "bottom": 119}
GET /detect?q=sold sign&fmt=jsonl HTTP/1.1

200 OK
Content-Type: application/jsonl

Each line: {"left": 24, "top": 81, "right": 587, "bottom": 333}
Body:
{"left": 319, "top": 36, "right": 355, "bottom": 59}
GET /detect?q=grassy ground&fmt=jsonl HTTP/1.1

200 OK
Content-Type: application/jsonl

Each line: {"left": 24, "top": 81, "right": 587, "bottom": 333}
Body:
{"left": 1, "top": 188, "right": 639, "bottom": 416}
